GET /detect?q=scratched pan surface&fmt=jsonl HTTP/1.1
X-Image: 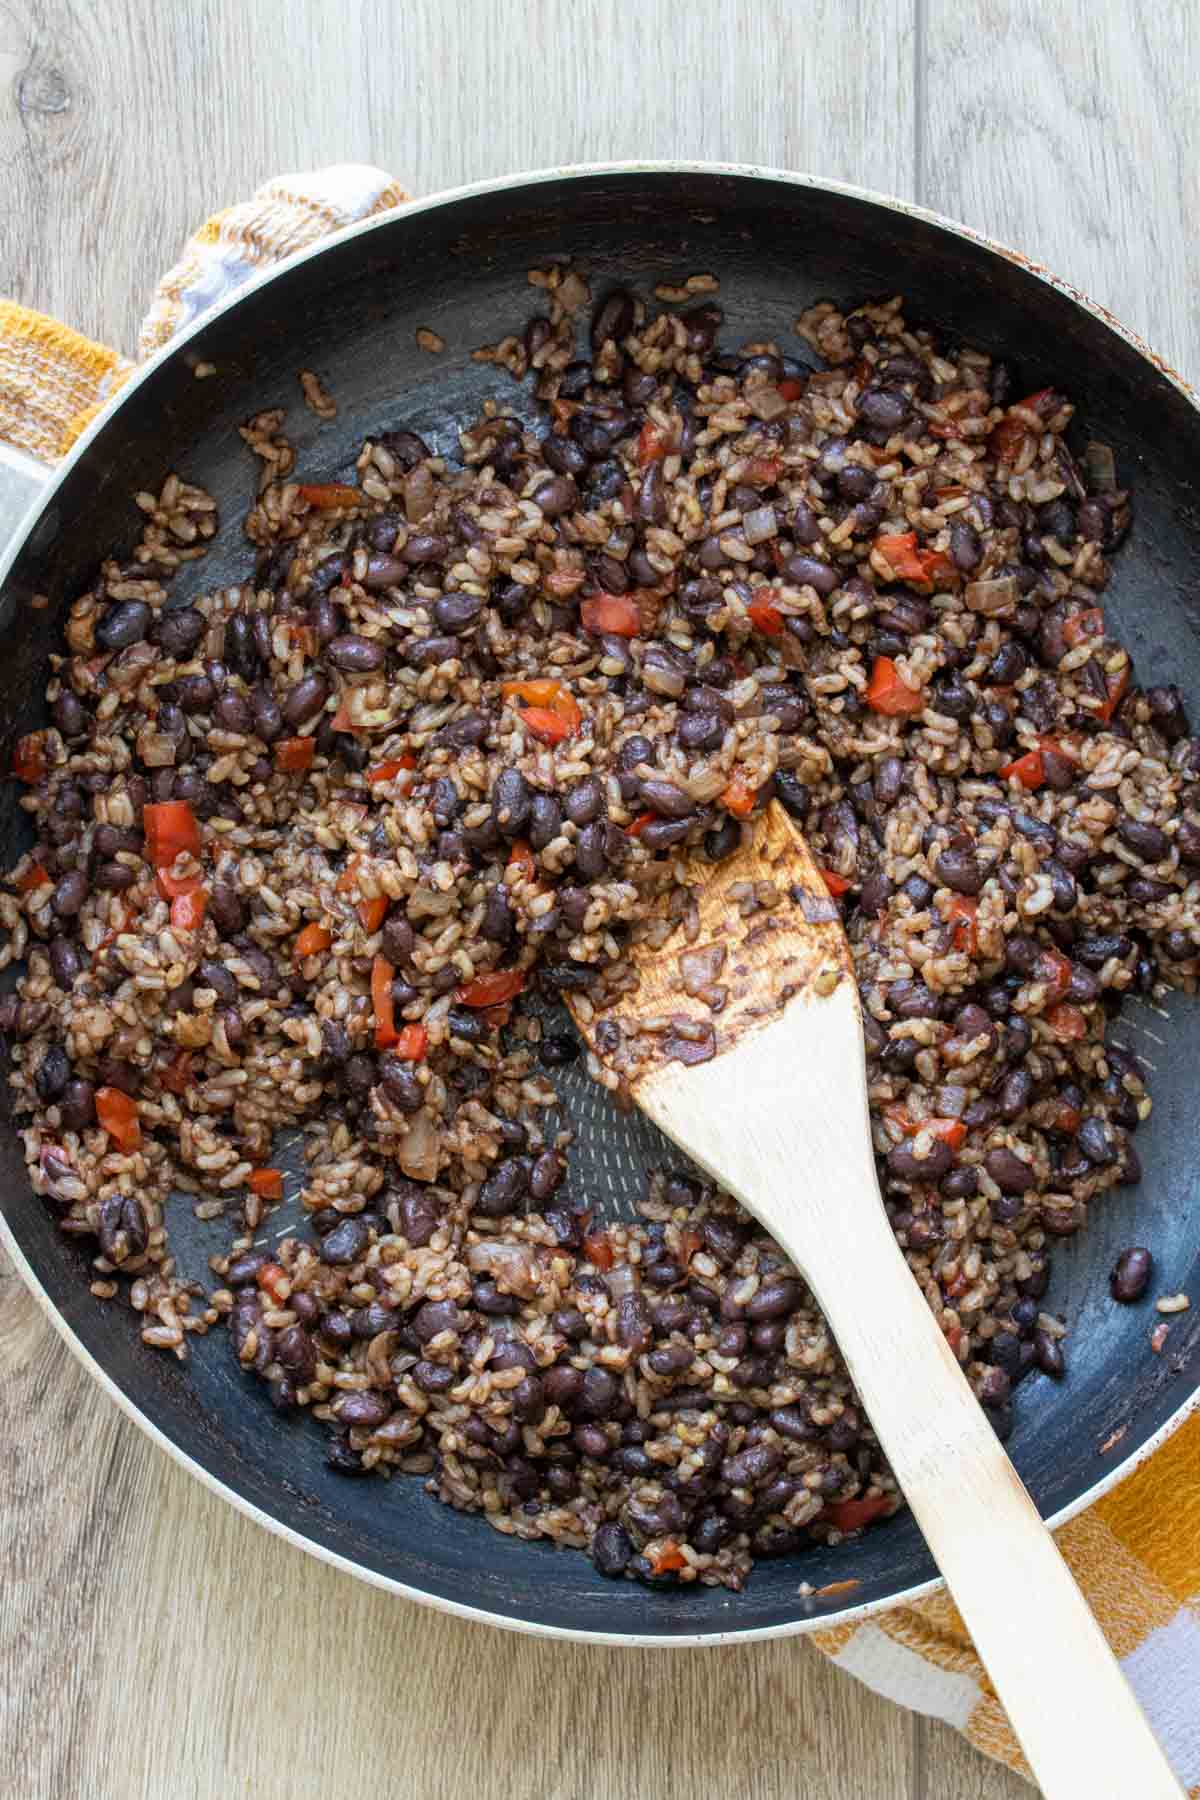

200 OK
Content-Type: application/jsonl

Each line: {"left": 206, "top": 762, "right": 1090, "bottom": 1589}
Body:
{"left": 1, "top": 166, "right": 1198, "bottom": 1643}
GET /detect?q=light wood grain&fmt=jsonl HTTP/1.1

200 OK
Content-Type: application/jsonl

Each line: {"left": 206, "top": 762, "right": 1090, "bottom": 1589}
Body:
{"left": 4, "top": 0, "right": 1194, "bottom": 1794}
{"left": 922, "top": 0, "right": 1200, "bottom": 386}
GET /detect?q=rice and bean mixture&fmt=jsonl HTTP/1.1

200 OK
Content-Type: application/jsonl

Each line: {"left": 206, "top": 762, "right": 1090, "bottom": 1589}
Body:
{"left": 4, "top": 272, "right": 1196, "bottom": 1591}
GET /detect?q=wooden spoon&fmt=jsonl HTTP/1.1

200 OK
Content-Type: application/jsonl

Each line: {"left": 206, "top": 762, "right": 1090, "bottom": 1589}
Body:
{"left": 568, "top": 800, "right": 1181, "bottom": 1798}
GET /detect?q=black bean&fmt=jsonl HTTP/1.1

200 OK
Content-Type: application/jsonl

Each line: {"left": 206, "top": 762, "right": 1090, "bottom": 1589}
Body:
{"left": 1146, "top": 685, "right": 1190, "bottom": 743}
{"left": 211, "top": 682, "right": 256, "bottom": 734}
{"left": 985, "top": 1148, "right": 1035, "bottom": 1194}
{"left": 378, "top": 1190, "right": 435, "bottom": 1258}
{"left": 336, "top": 1391, "right": 392, "bottom": 1430}
{"left": 1116, "top": 815, "right": 1169, "bottom": 863}
{"left": 48, "top": 936, "right": 83, "bottom": 990}
{"left": 481, "top": 884, "right": 514, "bottom": 945}
{"left": 195, "top": 958, "right": 236, "bottom": 1005}
{"left": 745, "top": 1276, "right": 800, "bottom": 1321}
{"left": 1077, "top": 1117, "right": 1117, "bottom": 1166}
{"left": 1033, "top": 1329, "right": 1065, "bottom": 1379}
{"left": 1110, "top": 1246, "right": 1153, "bottom": 1303}
{"left": 561, "top": 776, "right": 604, "bottom": 829}
{"left": 50, "top": 869, "right": 88, "bottom": 919}
{"left": 541, "top": 431, "right": 589, "bottom": 480}
{"left": 408, "top": 633, "right": 460, "bottom": 669}
{"left": 431, "top": 592, "right": 483, "bottom": 635}
{"left": 857, "top": 385, "right": 911, "bottom": 436}
{"left": 94, "top": 862, "right": 136, "bottom": 892}
{"left": 935, "top": 844, "right": 983, "bottom": 895}
{"left": 328, "top": 633, "right": 386, "bottom": 673}
{"left": 999, "top": 1069, "right": 1033, "bottom": 1121}
{"left": 948, "top": 520, "right": 982, "bottom": 571}
{"left": 401, "top": 532, "right": 449, "bottom": 567}
{"left": 782, "top": 554, "right": 838, "bottom": 595}
{"left": 533, "top": 475, "right": 577, "bottom": 519}
{"left": 569, "top": 820, "right": 606, "bottom": 881}
{"left": 282, "top": 672, "right": 330, "bottom": 729}
{"left": 52, "top": 690, "right": 89, "bottom": 738}
{"left": 492, "top": 766, "right": 531, "bottom": 838}
{"left": 207, "top": 881, "right": 245, "bottom": 937}
{"left": 477, "top": 1159, "right": 529, "bottom": 1219}
{"left": 888, "top": 1139, "right": 953, "bottom": 1180}
{"left": 703, "top": 815, "right": 742, "bottom": 861}
{"left": 32, "top": 1044, "right": 70, "bottom": 1104}
{"left": 529, "top": 1151, "right": 564, "bottom": 1204}
{"left": 591, "top": 1522, "right": 633, "bottom": 1577}
{"left": 1175, "top": 817, "right": 1200, "bottom": 866}
{"left": 406, "top": 1300, "right": 461, "bottom": 1345}
{"left": 96, "top": 601, "right": 151, "bottom": 651}
{"left": 320, "top": 1217, "right": 371, "bottom": 1266}
{"left": 372, "top": 918, "right": 412, "bottom": 973}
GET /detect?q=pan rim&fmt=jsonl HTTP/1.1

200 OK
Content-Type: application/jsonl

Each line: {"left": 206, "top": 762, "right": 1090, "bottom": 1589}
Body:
{"left": 2, "top": 157, "right": 1198, "bottom": 1645}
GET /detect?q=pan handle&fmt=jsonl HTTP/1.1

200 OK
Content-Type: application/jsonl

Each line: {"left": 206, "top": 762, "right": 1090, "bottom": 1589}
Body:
{"left": 0, "top": 443, "right": 49, "bottom": 566}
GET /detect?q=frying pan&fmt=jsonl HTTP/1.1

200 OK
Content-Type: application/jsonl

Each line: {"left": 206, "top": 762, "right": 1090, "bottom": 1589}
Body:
{"left": 1, "top": 163, "right": 1197, "bottom": 1646}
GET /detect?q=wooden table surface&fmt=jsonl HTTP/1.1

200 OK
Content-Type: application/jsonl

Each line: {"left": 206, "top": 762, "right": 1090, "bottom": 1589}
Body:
{"left": 2, "top": 3, "right": 1197, "bottom": 1795}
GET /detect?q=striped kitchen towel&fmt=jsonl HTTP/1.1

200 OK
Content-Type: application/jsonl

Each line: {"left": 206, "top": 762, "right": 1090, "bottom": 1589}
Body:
{"left": 1, "top": 165, "right": 1198, "bottom": 1793}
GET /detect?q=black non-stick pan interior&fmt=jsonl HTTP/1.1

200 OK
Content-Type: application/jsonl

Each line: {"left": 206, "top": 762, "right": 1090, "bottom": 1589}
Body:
{"left": 2, "top": 169, "right": 1197, "bottom": 1639}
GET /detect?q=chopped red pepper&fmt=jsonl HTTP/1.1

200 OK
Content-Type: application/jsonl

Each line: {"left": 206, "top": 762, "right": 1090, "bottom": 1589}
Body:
{"left": 156, "top": 866, "right": 202, "bottom": 902}
{"left": 999, "top": 748, "right": 1045, "bottom": 790}
{"left": 747, "top": 598, "right": 784, "bottom": 636}
{"left": 96, "top": 1086, "right": 141, "bottom": 1152}
{"left": 885, "top": 1108, "right": 966, "bottom": 1151}
{"left": 647, "top": 1541, "right": 688, "bottom": 1574}
{"left": 274, "top": 736, "right": 316, "bottom": 773}
{"left": 295, "top": 922, "right": 332, "bottom": 959}
{"left": 143, "top": 800, "right": 201, "bottom": 867}
{"left": 330, "top": 699, "right": 354, "bottom": 733}
{"left": 15, "top": 860, "right": 51, "bottom": 895}
{"left": 1096, "top": 663, "right": 1131, "bottom": 724}
{"left": 456, "top": 968, "right": 526, "bottom": 1008}
{"left": 336, "top": 855, "right": 361, "bottom": 895}
{"left": 744, "top": 455, "right": 782, "bottom": 483}
{"left": 1051, "top": 1101, "right": 1083, "bottom": 1135}
{"left": 502, "top": 679, "right": 582, "bottom": 734}
{"left": 626, "top": 811, "right": 657, "bottom": 838}
{"left": 823, "top": 1495, "right": 891, "bottom": 1533}
{"left": 358, "top": 895, "right": 388, "bottom": 933}
{"left": 580, "top": 593, "right": 640, "bottom": 637}
{"left": 1037, "top": 948, "right": 1073, "bottom": 1000}
{"left": 777, "top": 379, "right": 804, "bottom": 403}
{"left": 12, "top": 731, "right": 48, "bottom": 783}
{"left": 366, "top": 753, "right": 416, "bottom": 784}
{"left": 873, "top": 532, "right": 955, "bottom": 590}
{"left": 1047, "top": 1001, "right": 1087, "bottom": 1041}
{"left": 582, "top": 1230, "right": 614, "bottom": 1270}
{"left": 819, "top": 867, "right": 853, "bottom": 898}
{"left": 256, "top": 1261, "right": 291, "bottom": 1304}
{"left": 161, "top": 1050, "right": 193, "bottom": 1095}
{"left": 946, "top": 894, "right": 979, "bottom": 955}
{"left": 989, "top": 414, "right": 1032, "bottom": 463}
{"left": 248, "top": 1168, "right": 284, "bottom": 1201}
{"left": 517, "top": 705, "right": 571, "bottom": 745}
{"left": 865, "top": 656, "right": 924, "bottom": 717}
{"left": 507, "top": 840, "right": 536, "bottom": 882}
{"left": 636, "top": 421, "right": 668, "bottom": 466}
{"left": 169, "top": 885, "right": 207, "bottom": 933}
{"left": 1062, "top": 608, "right": 1104, "bottom": 649}
{"left": 874, "top": 531, "right": 926, "bottom": 582}
{"left": 677, "top": 1228, "right": 702, "bottom": 1266}
{"left": 372, "top": 954, "right": 398, "bottom": 1048}
{"left": 719, "top": 770, "right": 759, "bottom": 818}
{"left": 944, "top": 1323, "right": 964, "bottom": 1354}
{"left": 298, "top": 482, "right": 361, "bottom": 509}
{"left": 394, "top": 1023, "right": 428, "bottom": 1062}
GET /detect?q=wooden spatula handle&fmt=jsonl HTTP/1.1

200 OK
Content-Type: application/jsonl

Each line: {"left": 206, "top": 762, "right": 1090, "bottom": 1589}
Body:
{"left": 801, "top": 1205, "right": 1182, "bottom": 1798}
